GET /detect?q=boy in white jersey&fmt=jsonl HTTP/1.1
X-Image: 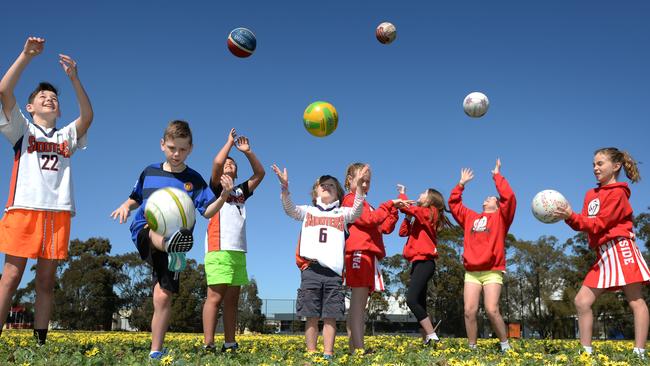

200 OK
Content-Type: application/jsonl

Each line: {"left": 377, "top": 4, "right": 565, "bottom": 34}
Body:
{"left": 272, "top": 163, "right": 368, "bottom": 361}
{"left": 202, "top": 128, "right": 265, "bottom": 352}
{"left": 0, "top": 37, "right": 93, "bottom": 344}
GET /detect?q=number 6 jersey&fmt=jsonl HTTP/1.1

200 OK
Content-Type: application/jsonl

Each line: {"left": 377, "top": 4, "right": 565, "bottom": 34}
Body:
{"left": 0, "top": 105, "right": 86, "bottom": 214}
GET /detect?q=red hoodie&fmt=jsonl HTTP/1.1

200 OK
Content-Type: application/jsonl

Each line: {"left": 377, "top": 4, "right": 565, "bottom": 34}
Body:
{"left": 342, "top": 192, "right": 397, "bottom": 259}
{"left": 398, "top": 193, "right": 439, "bottom": 262}
{"left": 448, "top": 173, "right": 516, "bottom": 271}
{"left": 565, "top": 182, "right": 634, "bottom": 249}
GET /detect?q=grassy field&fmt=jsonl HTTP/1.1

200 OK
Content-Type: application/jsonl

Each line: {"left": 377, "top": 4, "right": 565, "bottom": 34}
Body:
{"left": 0, "top": 330, "right": 647, "bottom": 365}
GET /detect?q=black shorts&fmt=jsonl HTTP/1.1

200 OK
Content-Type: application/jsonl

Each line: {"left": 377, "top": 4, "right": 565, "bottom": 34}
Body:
{"left": 136, "top": 228, "right": 179, "bottom": 294}
{"left": 296, "top": 262, "right": 345, "bottom": 320}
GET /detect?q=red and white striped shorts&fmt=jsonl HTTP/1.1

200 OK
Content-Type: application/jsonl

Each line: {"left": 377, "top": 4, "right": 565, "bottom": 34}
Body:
{"left": 584, "top": 237, "right": 650, "bottom": 290}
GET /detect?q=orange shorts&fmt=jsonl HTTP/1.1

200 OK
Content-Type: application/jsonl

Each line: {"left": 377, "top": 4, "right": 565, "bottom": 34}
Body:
{"left": 0, "top": 209, "right": 71, "bottom": 260}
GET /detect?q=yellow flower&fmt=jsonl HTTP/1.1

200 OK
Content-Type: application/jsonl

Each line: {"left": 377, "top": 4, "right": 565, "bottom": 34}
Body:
{"left": 84, "top": 347, "right": 99, "bottom": 357}
{"left": 160, "top": 355, "right": 173, "bottom": 365}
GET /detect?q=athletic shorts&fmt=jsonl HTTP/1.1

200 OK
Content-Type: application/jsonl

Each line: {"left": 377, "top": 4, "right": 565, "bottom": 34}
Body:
{"left": 136, "top": 228, "right": 179, "bottom": 294}
{"left": 205, "top": 250, "right": 249, "bottom": 286}
{"left": 344, "top": 250, "right": 385, "bottom": 292}
{"left": 0, "top": 209, "right": 71, "bottom": 260}
{"left": 584, "top": 237, "right": 650, "bottom": 290}
{"left": 464, "top": 270, "right": 503, "bottom": 285}
{"left": 296, "top": 262, "right": 345, "bottom": 320}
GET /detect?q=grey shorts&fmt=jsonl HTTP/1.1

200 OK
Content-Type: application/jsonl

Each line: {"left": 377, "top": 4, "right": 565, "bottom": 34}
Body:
{"left": 296, "top": 263, "right": 345, "bottom": 320}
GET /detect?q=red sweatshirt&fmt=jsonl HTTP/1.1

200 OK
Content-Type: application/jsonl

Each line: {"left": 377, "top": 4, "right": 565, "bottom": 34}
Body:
{"left": 565, "top": 182, "right": 634, "bottom": 249}
{"left": 342, "top": 192, "right": 397, "bottom": 259}
{"left": 398, "top": 193, "right": 439, "bottom": 262}
{"left": 448, "top": 173, "right": 516, "bottom": 271}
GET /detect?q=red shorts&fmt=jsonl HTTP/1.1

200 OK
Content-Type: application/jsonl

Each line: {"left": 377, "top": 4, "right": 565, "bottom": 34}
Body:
{"left": 344, "top": 250, "right": 385, "bottom": 292}
{"left": 584, "top": 237, "right": 650, "bottom": 290}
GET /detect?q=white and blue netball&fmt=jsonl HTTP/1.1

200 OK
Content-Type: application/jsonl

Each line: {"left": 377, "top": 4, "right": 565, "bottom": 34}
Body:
{"left": 145, "top": 187, "right": 196, "bottom": 237}
{"left": 227, "top": 28, "right": 256, "bottom": 58}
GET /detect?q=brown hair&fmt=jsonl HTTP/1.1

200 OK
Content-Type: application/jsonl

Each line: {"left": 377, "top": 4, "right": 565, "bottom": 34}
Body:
{"left": 344, "top": 162, "right": 367, "bottom": 191}
{"left": 28, "top": 82, "right": 58, "bottom": 104}
{"left": 419, "top": 188, "right": 453, "bottom": 232}
{"left": 311, "top": 175, "right": 345, "bottom": 205}
{"left": 163, "top": 120, "right": 193, "bottom": 145}
{"left": 595, "top": 147, "right": 641, "bottom": 183}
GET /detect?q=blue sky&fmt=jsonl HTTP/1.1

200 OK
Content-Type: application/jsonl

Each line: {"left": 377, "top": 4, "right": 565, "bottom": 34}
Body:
{"left": 1, "top": 0, "right": 649, "bottom": 300}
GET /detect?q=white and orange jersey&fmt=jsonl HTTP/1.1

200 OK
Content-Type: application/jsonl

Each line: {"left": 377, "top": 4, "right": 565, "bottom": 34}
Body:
{"left": 205, "top": 181, "right": 252, "bottom": 253}
{"left": 0, "top": 105, "right": 86, "bottom": 215}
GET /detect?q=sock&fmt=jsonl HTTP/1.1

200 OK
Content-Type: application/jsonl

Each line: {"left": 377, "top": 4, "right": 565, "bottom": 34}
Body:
{"left": 425, "top": 332, "right": 439, "bottom": 342}
{"left": 224, "top": 342, "right": 237, "bottom": 348}
{"left": 468, "top": 343, "right": 477, "bottom": 350}
{"left": 500, "top": 340, "right": 511, "bottom": 351}
{"left": 582, "top": 345, "right": 592, "bottom": 354}
{"left": 33, "top": 329, "right": 48, "bottom": 345}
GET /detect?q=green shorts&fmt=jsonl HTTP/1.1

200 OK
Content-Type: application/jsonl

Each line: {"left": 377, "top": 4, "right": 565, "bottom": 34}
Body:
{"left": 205, "top": 250, "right": 249, "bottom": 286}
{"left": 464, "top": 270, "right": 503, "bottom": 285}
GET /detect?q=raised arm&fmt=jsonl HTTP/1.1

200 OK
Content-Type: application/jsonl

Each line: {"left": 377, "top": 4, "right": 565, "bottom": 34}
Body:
{"left": 448, "top": 168, "right": 474, "bottom": 227}
{"left": 59, "top": 54, "right": 93, "bottom": 138}
{"left": 235, "top": 135, "right": 266, "bottom": 193}
{"left": 492, "top": 159, "right": 516, "bottom": 224}
{"left": 211, "top": 128, "right": 236, "bottom": 185}
{"left": 0, "top": 37, "right": 44, "bottom": 118}
{"left": 272, "top": 164, "right": 307, "bottom": 221}
{"left": 204, "top": 175, "right": 235, "bottom": 218}
{"left": 342, "top": 165, "right": 370, "bottom": 223}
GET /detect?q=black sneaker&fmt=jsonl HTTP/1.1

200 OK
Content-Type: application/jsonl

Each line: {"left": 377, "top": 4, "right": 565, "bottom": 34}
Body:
{"left": 165, "top": 229, "right": 194, "bottom": 253}
{"left": 202, "top": 344, "right": 216, "bottom": 353}
{"left": 221, "top": 342, "right": 239, "bottom": 353}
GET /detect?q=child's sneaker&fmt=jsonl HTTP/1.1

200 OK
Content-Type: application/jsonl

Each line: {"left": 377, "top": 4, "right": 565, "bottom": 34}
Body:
{"left": 167, "top": 252, "right": 187, "bottom": 272}
{"left": 323, "top": 354, "right": 333, "bottom": 361}
{"left": 149, "top": 348, "right": 168, "bottom": 360}
{"left": 221, "top": 342, "right": 239, "bottom": 353}
{"left": 164, "top": 229, "right": 193, "bottom": 253}
{"left": 202, "top": 343, "right": 216, "bottom": 353}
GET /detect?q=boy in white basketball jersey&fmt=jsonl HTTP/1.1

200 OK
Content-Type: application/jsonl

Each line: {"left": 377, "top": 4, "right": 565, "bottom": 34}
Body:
{"left": 0, "top": 37, "right": 93, "bottom": 344}
{"left": 202, "top": 128, "right": 265, "bottom": 352}
{"left": 271, "top": 163, "right": 368, "bottom": 361}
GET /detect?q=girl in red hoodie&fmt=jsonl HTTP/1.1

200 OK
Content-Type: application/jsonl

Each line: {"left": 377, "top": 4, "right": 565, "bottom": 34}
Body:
{"left": 448, "top": 159, "right": 516, "bottom": 352}
{"left": 342, "top": 162, "right": 400, "bottom": 353}
{"left": 555, "top": 148, "right": 649, "bottom": 358}
{"left": 398, "top": 184, "right": 452, "bottom": 345}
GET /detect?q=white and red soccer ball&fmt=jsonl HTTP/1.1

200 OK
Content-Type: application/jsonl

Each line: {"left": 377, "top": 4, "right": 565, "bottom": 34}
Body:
{"left": 463, "top": 92, "right": 490, "bottom": 118}
{"left": 531, "top": 190, "right": 568, "bottom": 224}
{"left": 376, "top": 22, "right": 397, "bottom": 44}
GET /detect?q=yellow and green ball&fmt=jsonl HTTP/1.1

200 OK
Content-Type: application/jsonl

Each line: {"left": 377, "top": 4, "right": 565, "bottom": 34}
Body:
{"left": 303, "top": 101, "right": 338, "bottom": 137}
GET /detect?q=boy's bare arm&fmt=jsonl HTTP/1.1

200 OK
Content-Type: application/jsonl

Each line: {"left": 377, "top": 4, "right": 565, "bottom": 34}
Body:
{"left": 211, "top": 128, "right": 236, "bottom": 185}
{"left": 60, "top": 55, "right": 93, "bottom": 138}
{"left": 110, "top": 198, "right": 140, "bottom": 224}
{"left": 0, "top": 37, "right": 44, "bottom": 118}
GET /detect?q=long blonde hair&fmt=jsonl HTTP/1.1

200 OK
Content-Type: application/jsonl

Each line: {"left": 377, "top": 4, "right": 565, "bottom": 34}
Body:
{"left": 595, "top": 147, "right": 641, "bottom": 183}
{"left": 344, "top": 162, "right": 367, "bottom": 191}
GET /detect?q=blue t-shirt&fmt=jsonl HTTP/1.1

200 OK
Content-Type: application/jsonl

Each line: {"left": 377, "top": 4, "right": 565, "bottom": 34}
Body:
{"left": 129, "top": 163, "right": 216, "bottom": 243}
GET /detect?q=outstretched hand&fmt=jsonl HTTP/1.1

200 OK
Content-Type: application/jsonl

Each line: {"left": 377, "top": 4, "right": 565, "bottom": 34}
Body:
{"left": 220, "top": 174, "right": 234, "bottom": 196}
{"left": 271, "top": 164, "right": 289, "bottom": 190}
{"left": 397, "top": 184, "right": 406, "bottom": 195}
{"left": 392, "top": 198, "right": 415, "bottom": 209}
{"left": 110, "top": 205, "right": 130, "bottom": 224}
{"left": 459, "top": 168, "right": 474, "bottom": 186}
{"left": 553, "top": 201, "right": 573, "bottom": 220}
{"left": 59, "top": 54, "right": 78, "bottom": 80}
{"left": 227, "top": 128, "right": 237, "bottom": 145}
{"left": 24, "top": 37, "right": 45, "bottom": 57}
{"left": 492, "top": 158, "right": 501, "bottom": 176}
{"left": 235, "top": 135, "right": 250, "bottom": 153}
{"left": 353, "top": 164, "right": 370, "bottom": 190}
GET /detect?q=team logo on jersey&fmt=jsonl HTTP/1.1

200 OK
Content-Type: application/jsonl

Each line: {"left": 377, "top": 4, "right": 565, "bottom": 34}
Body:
{"left": 27, "top": 135, "right": 71, "bottom": 158}
{"left": 184, "top": 182, "right": 193, "bottom": 191}
{"left": 587, "top": 198, "right": 600, "bottom": 217}
{"left": 472, "top": 217, "right": 488, "bottom": 233}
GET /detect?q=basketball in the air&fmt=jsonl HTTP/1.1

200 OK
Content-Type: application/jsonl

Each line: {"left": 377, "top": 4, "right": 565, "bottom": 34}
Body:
{"left": 303, "top": 101, "right": 338, "bottom": 137}
{"left": 463, "top": 92, "right": 490, "bottom": 118}
{"left": 376, "top": 22, "right": 397, "bottom": 44}
{"left": 145, "top": 187, "right": 196, "bottom": 237}
{"left": 227, "top": 28, "right": 256, "bottom": 58}
{"left": 531, "top": 190, "right": 568, "bottom": 224}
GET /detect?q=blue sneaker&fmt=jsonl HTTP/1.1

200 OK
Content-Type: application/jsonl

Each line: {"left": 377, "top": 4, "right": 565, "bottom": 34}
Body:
{"left": 323, "top": 354, "right": 333, "bottom": 361}
{"left": 149, "top": 348, "right": 168, "bottom": 360}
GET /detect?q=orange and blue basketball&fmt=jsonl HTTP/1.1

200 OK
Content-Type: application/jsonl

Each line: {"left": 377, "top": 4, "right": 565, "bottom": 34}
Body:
{"left": 227, "top": 28, "right": 256, "bottom": 58}
{"left": 303, "top": 101, "right": 338, "bottom": 137}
